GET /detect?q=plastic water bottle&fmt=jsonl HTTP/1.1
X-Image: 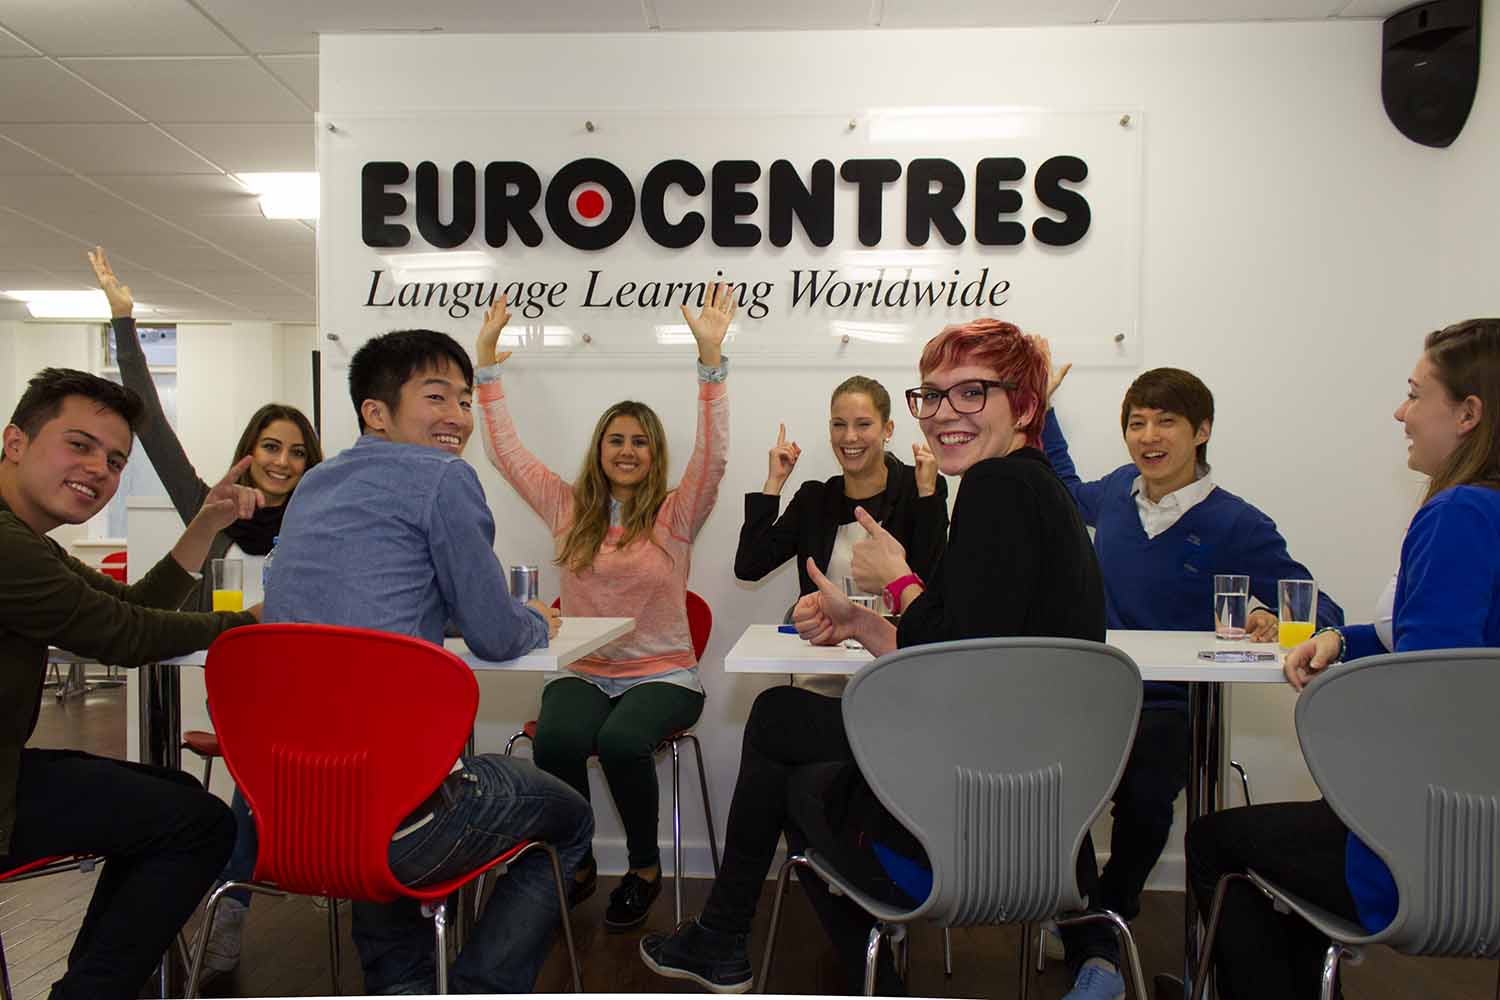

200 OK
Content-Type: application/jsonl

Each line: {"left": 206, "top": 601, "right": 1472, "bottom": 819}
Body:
{"left": 263, "top": 536, "right": 278, "bottom": 595}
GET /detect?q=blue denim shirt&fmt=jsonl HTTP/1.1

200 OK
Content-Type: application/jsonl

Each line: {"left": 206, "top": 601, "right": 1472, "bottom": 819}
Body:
{"left": 264, "top": 434, "right": 548, "bottom": 661}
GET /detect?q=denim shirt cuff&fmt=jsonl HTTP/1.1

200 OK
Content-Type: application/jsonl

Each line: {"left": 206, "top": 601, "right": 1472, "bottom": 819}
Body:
{"left": 697, "top": 355, "right": 729, "bottom": 383}
{"left": 475, "top": 363, "right": 505, "bottom": 386}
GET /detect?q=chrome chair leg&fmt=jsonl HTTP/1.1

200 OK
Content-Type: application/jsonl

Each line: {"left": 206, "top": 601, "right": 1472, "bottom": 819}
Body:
{"left": 541, "top": 843, "right": 585, "bottom": 992}
{"left": 200, "top": 755, "right": 213, "bottom": 789}
{"left": 1054, "top": 910, "right": 1147, "bottom": 1000}
{"left": 1036, "top": 921, "right": 1048, "bottom": 972}
{"left": 1017, "top": 921, "right": 1032, "bottom": 1000}
{"left": 1188, "top": 872, "right": 1263, "bottom": 1000}
{"left": 1319, "top": 944, "right": 1345, "bottom": 1000}
{"left": 502, "top": 729, "right": 528, "bottom": 756}
{"left": 757, "top": 854, "right": 809, "bottom": 992}
{"left": 671, "top": 738, "right": 684, "bottom": 926}
{"left": 943, "top": 926, "right": 953, "bottom": 976}
{"left": 861, "top": 923, "right": 888, "bottom": 996}
{"left": 187, "top": 881, "right": 288, "bottom": 998}
{"left": 1229, "top": 760, "right": 1252, "bottom": 804}
{"left": 681, "top": 733, "right": 721, "bottom": 874}
{"left": 424, "top": 900, "right": 448, "bottom": 995}
{"left": 326, "top": 897, "right": 341, "bottom": 995}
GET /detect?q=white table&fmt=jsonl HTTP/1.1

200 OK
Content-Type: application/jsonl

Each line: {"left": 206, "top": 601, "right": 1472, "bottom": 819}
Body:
{"left": 725, "top": 624, "right": 1285, "bottom": 998}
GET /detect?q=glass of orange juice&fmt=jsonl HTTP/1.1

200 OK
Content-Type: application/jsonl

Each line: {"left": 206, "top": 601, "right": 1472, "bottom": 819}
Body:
{"left": 211, "top": 558, "right": 244, "bottom": 612}
{"left": 1278, "top": 579, "right": 1317, "bottom": 649}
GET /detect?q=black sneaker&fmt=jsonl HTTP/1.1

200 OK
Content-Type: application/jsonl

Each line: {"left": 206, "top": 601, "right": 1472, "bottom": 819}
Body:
{"left": 639, "top": 918, "right": 753, "bottom": 994}
{"left": 604, "top": 870, "right": 662, "bottom": 931}
{"left": 568, "top": 858, "right": 598, "bottom": 908}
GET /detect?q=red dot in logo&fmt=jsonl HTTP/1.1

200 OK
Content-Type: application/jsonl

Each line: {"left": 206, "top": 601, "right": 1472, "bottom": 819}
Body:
{"left": 575, "top": 190, "right": 605, "bottom": 220}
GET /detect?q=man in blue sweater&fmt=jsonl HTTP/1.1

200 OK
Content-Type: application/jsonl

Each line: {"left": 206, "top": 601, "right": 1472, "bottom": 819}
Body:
{"left": 1043, "top": 366, "right": 1343, "bottom": 986}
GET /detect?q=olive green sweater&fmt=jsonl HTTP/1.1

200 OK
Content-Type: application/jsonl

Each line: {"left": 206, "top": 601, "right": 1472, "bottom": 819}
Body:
{"left": 0, "top": 497, "right": 254, "bottom": 854}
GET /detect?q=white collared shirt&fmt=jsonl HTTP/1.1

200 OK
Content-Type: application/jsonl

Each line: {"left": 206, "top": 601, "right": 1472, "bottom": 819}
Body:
{"left": 1131, "top": 469, "right": 1216, "bottom": 539}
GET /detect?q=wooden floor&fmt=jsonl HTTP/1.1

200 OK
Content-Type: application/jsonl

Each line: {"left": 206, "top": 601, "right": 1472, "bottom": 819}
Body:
{"left": 2, "top": 685, "right": 1494, "bottom": 998}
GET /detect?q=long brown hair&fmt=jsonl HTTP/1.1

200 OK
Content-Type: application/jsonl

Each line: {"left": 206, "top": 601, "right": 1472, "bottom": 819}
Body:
{"left": 1422, "top": 319, "right": 1500, "bottom": 504}
{"left": 231, "top": 403, "right": 323, "bottom": 488}
{"left": 557, "top": 401, "right": 671, "bottom": 573}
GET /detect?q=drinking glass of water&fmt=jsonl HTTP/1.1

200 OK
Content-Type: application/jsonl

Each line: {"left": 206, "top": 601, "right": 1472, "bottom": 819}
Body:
{"left": 1214, "top": 574, "right": 1250, "bottom": 640}
{"left": 842, "top": 576, "right": 881, "bottom": 649}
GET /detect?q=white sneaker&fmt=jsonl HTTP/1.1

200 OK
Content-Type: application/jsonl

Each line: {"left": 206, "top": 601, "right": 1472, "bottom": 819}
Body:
{"left": 194, "top": 896, "right": 247, "bottom": 975}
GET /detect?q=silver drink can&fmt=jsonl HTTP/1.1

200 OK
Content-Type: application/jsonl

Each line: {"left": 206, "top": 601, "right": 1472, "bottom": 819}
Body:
{"left": 509, "top": 564, "right": 540, "bottom": 604}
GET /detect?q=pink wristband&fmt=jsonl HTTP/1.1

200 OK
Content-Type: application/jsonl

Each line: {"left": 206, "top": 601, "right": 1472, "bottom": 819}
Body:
{"left": 883, "top": 573, "right": 923, "bottom": 613}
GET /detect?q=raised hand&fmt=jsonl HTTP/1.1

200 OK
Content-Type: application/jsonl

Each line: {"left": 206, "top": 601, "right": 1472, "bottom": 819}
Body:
{"left": 87, "top": 247, "right": 133, "bottom": 319}
{"left": 912, "top": 442, "right": 938, "bottom": 497}
{"left": 680, "top": 281, "right": 736, "bottom": 367}
{"left": 1283, "top": 629, "right": 1342, "bottom": 691}
{"left": 193, "top": 456, "right": 265, "bottom": 534}
{"left": 765, "top": 423, "right": 802, "bottom": 495}
{"left": 850, "top": 506, "right": 911, "bottom": 596}
{"left": 476, "top": 296, "right": 514, "bottom": 368}
{"left": 1037, "top": 336, "right": 1071, "bottom": 405}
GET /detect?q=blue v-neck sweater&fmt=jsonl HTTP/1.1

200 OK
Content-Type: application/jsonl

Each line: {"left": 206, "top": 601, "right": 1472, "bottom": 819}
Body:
{"left": 1043, "top": 414, "right": 1344, "bottom": 705}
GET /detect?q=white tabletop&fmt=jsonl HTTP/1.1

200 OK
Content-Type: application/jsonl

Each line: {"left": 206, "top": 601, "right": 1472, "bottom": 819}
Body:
{"left": 49, "top": 616, "right": 635, "bottom": 673}
{"left": 723, "top": 625, "right": 1287, "bottom": 684}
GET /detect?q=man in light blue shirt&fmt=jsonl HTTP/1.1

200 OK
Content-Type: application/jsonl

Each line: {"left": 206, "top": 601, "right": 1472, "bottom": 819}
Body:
{"left": 267, "top": 328, "right": 591, "bottom": 994}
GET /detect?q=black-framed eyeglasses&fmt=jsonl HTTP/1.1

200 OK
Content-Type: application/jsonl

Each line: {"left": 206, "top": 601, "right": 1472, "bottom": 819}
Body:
{"left": 905, "top": 379, "right": 1017, "bottom": 419}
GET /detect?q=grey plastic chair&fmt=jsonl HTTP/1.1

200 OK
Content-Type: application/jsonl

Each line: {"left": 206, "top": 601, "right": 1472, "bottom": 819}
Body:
{"left": 1193, "top": 648, "right": 1500, "bottom": 1000}
{"left": 757, "top": 636, "right": 1148, "bottom": 997}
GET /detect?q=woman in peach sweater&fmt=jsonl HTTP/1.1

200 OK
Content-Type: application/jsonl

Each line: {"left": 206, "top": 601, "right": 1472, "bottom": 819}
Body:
{"left": 475, "top": 284, "right": 734, "bottom": 929}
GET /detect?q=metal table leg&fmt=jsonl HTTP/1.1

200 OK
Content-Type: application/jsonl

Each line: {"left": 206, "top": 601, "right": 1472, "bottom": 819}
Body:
{"left": 1155, "top": 680, "right": 1225, "bottom": 1000}
{"left": 138, "top": 662, "right": 182, "bottom": 997}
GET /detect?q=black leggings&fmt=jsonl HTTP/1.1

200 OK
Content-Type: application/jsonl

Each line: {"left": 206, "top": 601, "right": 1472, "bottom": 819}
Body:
{"left": 1186, "top": 800, "right": 1361, "bottom": 1000}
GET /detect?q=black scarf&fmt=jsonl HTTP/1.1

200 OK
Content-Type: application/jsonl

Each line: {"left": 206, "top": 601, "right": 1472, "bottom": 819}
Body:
{"left": 222, "top": 502, "right": 286, "bottom": 556}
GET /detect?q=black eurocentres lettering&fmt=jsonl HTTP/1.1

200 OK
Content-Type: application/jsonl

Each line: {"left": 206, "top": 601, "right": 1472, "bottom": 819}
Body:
{"left": 641, "top": 160, "right": 706, "bottom": 249}
{"left": 838, "top": 159, "right": 902, "bottom": 247}
{"left": 415, "top": 161, "right": 476, "bottom": 249}
{"left": 484, "top": 162, "right": 543, "bottom": 248}
{"left": 362, "top": 162, "right": 410, "bottom": 248}
{"left": 359, "top": 154, "right": 1092, "bottom": 250}
{"left": 545, "top": 158, "right": 635, "bottom": 251}
{"left": 1032, "top": 155, "right": 1091, "bottom": 246}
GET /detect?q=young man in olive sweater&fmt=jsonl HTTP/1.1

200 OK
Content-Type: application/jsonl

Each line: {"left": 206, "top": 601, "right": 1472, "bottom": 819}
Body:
{"left": 0, "top": 368, "right": 261, "bottom": 1000}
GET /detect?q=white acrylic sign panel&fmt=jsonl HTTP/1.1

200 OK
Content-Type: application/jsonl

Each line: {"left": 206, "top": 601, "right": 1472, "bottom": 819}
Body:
{"left": 318, "top": 108, "right": 1142, "bottom": 373}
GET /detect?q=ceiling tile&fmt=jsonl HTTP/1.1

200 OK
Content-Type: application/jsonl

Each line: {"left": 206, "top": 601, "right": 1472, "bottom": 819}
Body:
{"left": 164, "top": 269, "right": 308, "bottom": 296}
{"left": 0, "top": 27, "right": 33, "bottom": 56}
{"left": 880, "top": 0, "right": 1115, "bottom": 26}
{"left": 217, "top": 293, "right": 315, "bottom": 321}
{"left": 195, "top": 0, "right": 648, "bottom": 54}
{"left": 0, "top": 58, "right": 138, "bottom": 122}
{"left": 90, "top": 175, "right": 263, "bottom": 222}
{"left": 0, "top": 245, "right": 89, "bottom": 268}
{"left": 262, "top": 55, "right": 317, "bottom": 109}
{"left": 0, "top": 175, "right": 120, "bottom": 215}
{"left": 185, "top": 215, "right": 314, "bottom": 249}
{"left": 0, "top": 266, "right": 69, "bottom": 289}
{"left": 0, "top": 0, "right": 241, "bottom": 56}
{"left": 162, "top": 123, "right": 313, "bottom": 171}
{"left": 0, "top": 135, "right": 66, "bottom": 173}
{"left": 114, "top": 243, "right": 266, "bottom": 273}
{"left": 0, "top": 123, "right": 219, "bottom": 174}
{"left": 1112, "top": 0, "right": 1345, "bottom": 22}
{"left": 654, "top": 0, "right": 870, "bottom": 29}
{"left": 62, "top": 57, "right": 310, "bottom": 123}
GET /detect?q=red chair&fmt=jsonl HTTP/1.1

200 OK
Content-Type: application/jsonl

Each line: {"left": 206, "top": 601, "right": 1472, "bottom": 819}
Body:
{"left": 99, "top": 550, "right": 127, "bottom": 583}
{"left": 504, "top": 590, "right": 720, "bottom": 925}
{"left": 0, "top": 856, "right": 101, "bottom": 1000}
{"left": 186, "top": 624, "right": 582, "bottom": 997}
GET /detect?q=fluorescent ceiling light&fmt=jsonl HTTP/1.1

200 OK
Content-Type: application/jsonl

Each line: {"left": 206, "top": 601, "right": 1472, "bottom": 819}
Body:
{"left": 234, "top": 172, "right": 319, "bottom": 220}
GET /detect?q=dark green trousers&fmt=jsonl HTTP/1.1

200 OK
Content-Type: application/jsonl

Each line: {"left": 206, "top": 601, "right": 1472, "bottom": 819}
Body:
{"left": 533, "top": 677, "right": 704, "bottom": 870}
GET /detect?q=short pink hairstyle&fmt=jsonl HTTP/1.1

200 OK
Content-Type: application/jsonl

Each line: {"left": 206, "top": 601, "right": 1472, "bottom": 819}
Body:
{"left": 918, "top": 318, "right": 1049, "bottom": 448}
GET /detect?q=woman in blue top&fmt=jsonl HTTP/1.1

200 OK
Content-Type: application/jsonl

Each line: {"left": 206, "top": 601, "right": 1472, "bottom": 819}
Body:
{"left": 1186, "top": 317, "right": 1500, "bottom": 1000}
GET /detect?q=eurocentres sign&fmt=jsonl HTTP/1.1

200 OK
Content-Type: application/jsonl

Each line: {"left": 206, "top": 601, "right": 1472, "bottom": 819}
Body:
{"left": 319, "top": 110, "right": 1143, "bottom": 364}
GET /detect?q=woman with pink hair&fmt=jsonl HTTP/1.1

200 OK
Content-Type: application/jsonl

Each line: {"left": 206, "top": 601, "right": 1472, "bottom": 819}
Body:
{"left": 641, "top": 319, "right": 1119, "bottom": 999}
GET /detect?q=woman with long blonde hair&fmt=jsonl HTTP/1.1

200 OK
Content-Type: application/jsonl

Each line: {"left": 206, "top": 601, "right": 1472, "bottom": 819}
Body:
{"left": 475, "top": 283, "right": 734, "bottom": 929}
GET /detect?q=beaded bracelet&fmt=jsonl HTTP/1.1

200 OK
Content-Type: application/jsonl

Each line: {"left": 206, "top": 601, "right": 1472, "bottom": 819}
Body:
{"left": 1310, "top": 625, "right": 1346, "bottom": 664}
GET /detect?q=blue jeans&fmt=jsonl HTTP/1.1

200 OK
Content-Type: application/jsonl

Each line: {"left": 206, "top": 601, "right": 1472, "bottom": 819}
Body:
{"left": 219, "top": 788, "right": 257, "bottom": 905}
{"left": 351, "top": 754, "right": 593, "bottom": 995}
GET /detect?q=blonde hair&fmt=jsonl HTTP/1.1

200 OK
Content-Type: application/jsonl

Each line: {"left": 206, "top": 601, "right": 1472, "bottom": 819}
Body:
{"left": 557, "top": 401, "right": 672, "bottom": 573}
{"left": 1422, "top": 319, "right": 1500, "bottom": 504}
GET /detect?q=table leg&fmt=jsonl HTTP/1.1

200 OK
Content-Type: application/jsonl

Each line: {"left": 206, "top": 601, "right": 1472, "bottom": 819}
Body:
{"left": 1160, "top": 681, "right": 1225, "bottom": 1000}
{"left": 137, "top": 662, "right": 182, "bottom": 997}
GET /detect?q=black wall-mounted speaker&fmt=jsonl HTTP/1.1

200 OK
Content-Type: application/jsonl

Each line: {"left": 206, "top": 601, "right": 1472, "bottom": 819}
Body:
{"left": 1382, "top": 0, "right": 1483, "bottom": 148}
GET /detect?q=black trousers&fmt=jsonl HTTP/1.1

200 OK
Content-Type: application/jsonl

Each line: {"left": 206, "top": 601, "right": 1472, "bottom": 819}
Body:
{"left": 699, "top": 687, "right": 1118, "bottom": 990}
{"left": 1186, "top": 800, "right": 1360, "bottom": 1000}
{"left": 2, "top": 748, "right": 236, "bottom": 1000}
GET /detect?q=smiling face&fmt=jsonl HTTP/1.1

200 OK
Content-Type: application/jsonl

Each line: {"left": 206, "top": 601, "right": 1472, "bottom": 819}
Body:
{"left": 829, "top": 391, "right": 892, "bottom": 479}
{"left": 917, "top": 363, "right": 1030, "bottom": 476}
{"left": 1395, "top": 355, "right": 1474, "bottom": 476}
{"left": 600, "top": 414, "right": 654, "bottom": 499}
{"left": 244, "top": 418, "right": 309, "bottom": 504}
{"left": 1, "top": 394, "right": 130, "bottom": 532}
{"left": 1124, "top": 406, "right": 1210, "bottom": 499}
{"left": 361, "top": 358, "right": 473, "bottom": 455}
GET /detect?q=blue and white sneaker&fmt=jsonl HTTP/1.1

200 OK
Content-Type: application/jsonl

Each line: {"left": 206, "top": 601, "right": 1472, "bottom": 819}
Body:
{"left": 1061, "top": 957, "right": 1126, "bottom": 1000}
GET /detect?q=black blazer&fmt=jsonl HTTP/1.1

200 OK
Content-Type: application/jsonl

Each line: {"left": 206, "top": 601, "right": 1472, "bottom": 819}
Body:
{"left": 734, "top": 453, "right": 949, "bottom": 596}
